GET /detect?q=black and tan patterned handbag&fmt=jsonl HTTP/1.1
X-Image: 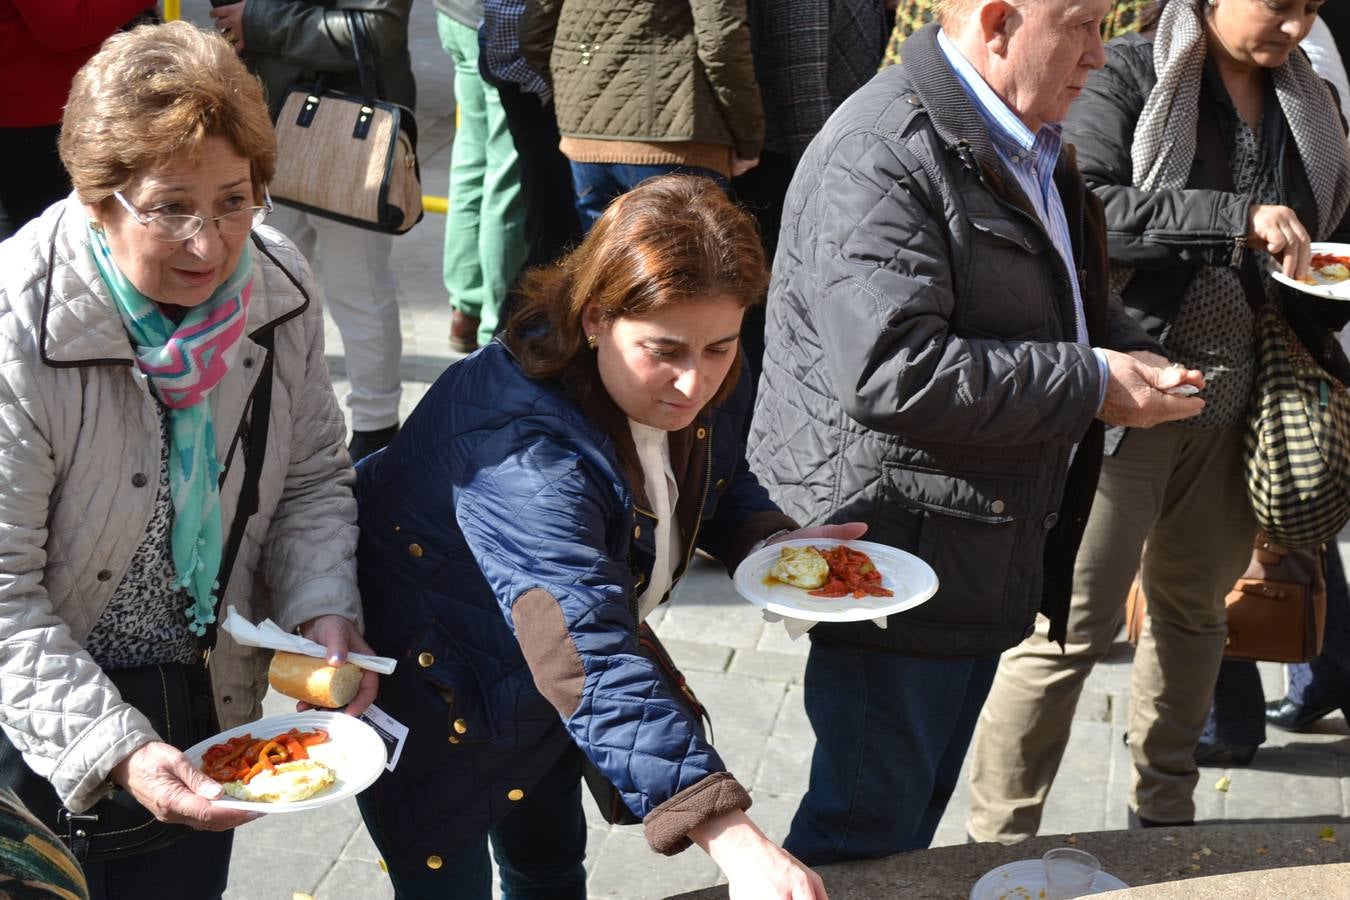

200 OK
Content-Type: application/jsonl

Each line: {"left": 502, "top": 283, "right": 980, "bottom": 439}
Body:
{"left": 1244, "top": 299, "right": 1350, "bottom": 548}
{"left": 270, "top": 11, "right": 423, "bottom": 234}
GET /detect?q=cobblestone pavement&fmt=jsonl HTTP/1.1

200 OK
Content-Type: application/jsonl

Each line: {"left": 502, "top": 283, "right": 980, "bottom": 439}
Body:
{"left": 163, "top": 3, "right": 1350, "bottom": 897}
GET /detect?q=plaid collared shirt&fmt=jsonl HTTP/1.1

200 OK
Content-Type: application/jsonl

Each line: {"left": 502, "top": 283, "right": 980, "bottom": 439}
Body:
{"left": 482, "top": 0, "right": 550, "bottom": 100}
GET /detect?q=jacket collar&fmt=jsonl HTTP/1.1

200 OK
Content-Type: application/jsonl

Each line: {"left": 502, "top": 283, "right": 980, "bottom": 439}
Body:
{"left": 902, "top": 25, "right": 1089, "bottom": 229}
{"left": 40, "top": 196, "right": 308, "bottom": 368}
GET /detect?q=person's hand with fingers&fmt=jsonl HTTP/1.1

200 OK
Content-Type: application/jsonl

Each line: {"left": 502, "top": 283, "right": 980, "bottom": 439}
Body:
{"left": 297, "top": 614, "right": 380, "bottom": 716}
{"left": 767, "top": 522, "right": 868, "bottom": 546}
{"left": 209, "top": 2, "right": 247, "bottom": 54}
{"left": 1248, "top": 204, "right": 1311, "bottom": 279}
{"left": 1098, "top": 349, "right": 1205, "bottom": 428}
{"left": 111, "top": 741, "right": 258, "bottom": 831}
{"left": 732, "top": 156, "right": 760, "bottom": 178}
{"left": 690, "top": 810, "right": 829, "bottom": 900}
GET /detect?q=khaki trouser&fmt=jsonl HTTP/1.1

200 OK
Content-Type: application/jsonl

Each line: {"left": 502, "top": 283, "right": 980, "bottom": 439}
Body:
{"left": 967, "top": 423, "right": 1256, "bottom": 842}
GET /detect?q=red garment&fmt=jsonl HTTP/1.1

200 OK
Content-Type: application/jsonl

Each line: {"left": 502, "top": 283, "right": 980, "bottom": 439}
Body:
{"left": 0, "top": 0, "right": 154, "bottom": 127}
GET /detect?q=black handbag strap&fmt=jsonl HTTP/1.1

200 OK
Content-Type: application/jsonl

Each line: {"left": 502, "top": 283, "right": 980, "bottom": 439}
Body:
{"left": 1196, "top": 97, "right": 1268, "bottom": 313}
{"left": 202, "top": 328, "right": 275, "bottom": 652}
{"left": 344, "top": 9, "right": 385, "bottom": 102}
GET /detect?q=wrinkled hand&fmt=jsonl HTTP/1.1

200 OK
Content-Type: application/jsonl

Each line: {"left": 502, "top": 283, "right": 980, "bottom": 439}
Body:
{"left": 1248, "top": 204, "right": 1311, "bottom": 279}
{"left": 1098, "top": 349, "right": 1205, "bottom": 428}
{"left": 691, "top": 810, "right": 829, "bottom": 900}
{"left": 111, "top": 742, "right": 258, "bottom": 830}
{"left": 732, "top": 156, "right": 760, "bottom": 178}
{"left": 297, "top": 614, "right": 379, "bottom": 716}
{"left": 767, "top": 522, "right": 867, "bottom": 546}
{"left": 209, "top": 2, "right": 247, "bottom": 54}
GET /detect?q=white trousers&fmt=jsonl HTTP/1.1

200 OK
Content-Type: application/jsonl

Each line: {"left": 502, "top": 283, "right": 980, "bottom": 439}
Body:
{"left": 269, "top": 206, "right": 402, "bottom": 431}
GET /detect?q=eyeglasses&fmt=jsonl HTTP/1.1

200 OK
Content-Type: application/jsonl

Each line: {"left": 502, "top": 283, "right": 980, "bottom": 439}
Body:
{"left": 112, "top": 190, "right": 273, "bottom": 242}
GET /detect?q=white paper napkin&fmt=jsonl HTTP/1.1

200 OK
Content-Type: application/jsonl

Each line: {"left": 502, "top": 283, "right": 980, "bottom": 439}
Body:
{"left": 761, "top": 609, "right": 889, "bottom": 640}
{"left": 221, "top": 606, "right": 397, "bottom": 674}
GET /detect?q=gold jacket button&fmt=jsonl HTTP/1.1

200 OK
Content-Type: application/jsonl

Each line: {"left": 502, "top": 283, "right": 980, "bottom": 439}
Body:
{"left": 633, "top": 524, "right": 641, "bottom": 539}
{"left": 507, "top": 788, "right": 525, "bottom": 801}
{"left": 408, "top": 543, "right": 424, "bottom": 557}
{"left": 426, "top": 855, "right": 443, "bottom": 870}
{"left": 453, "top": 718, "right": 468, "bottom": 734}
{"left": 417, "top": 651, "right": 435, "bottom": 668}
{"left": 448, "top": 735, "right": 461, "bottom": 744}
{"left": 696, "top": 427, "right": 707, "bottom": 439}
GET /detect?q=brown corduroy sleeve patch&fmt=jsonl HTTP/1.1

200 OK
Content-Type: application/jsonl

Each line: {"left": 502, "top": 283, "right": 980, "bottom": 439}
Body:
{"left": 722, "top": 510, "right": 799, "bottom": 576}
{"left": 511, "top": 588, "right": 586, "bottom": 719}
{"left": 643, "top": 772, "right": 753, "bottom": 855}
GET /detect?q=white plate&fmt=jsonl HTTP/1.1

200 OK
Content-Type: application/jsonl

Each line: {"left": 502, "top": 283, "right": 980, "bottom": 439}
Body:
{"left": 732, "top": 538, "right": 938, "bottom": 623}
{"left": 184, "top": 710, "right": 387, "bottom": 813}
{"left": 1270, "top": 242, "right": 1350, "bottom": 300}
{"left": 970, "top": 859, "right": 1128, "bottom": 900}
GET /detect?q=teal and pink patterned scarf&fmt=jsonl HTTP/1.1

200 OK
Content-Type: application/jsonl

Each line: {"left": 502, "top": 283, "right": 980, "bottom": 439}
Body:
{"left": 88, "top": 222, "right": 253, "bottom": 635}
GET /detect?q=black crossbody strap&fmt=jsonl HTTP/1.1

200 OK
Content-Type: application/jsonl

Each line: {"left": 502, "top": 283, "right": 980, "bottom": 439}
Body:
{"left": 202, "top": 329, "right": 275, "bottom": 652}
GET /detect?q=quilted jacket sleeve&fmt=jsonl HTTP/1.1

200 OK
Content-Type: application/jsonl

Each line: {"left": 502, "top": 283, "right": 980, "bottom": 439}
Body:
{"left": 1063, "top": 40, "right": 1251, "bottom": 271}
{"left": 242, "top": 0, "right": 412, "bottom": 74}
{"left": 0, "top": 332, "right": 158, "bottom": 813}
{"left": 805, "top": 129, "right": 1102, "bottom": 447}
{"left": 256, "top": 245, "right": 362, "bottom": 633}
{"left": 690, "top": 0, "right": 764, "bottom": 159}
{"left": 457, "top": 432, "right": 749, "bottom": 852}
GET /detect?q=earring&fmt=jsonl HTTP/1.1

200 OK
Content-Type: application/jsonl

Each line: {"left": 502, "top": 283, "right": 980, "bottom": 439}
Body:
{"left": 586, "top": 334, "right": 598, "bottom": 350}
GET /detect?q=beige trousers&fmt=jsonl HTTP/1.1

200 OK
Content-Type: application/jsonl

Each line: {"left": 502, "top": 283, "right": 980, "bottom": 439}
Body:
{"left": 967, "top": 423, "right": 1257, "bottom": 842}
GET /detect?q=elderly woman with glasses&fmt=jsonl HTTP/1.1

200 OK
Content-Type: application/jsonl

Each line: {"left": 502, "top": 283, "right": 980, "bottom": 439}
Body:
{"left": 0, "top": 21, "right": 376, "bottom": 898}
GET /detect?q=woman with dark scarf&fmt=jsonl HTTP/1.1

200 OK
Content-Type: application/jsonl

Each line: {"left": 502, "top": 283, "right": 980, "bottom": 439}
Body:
{"left": 966, "top": 0, "right": 1350, "bottom": 843}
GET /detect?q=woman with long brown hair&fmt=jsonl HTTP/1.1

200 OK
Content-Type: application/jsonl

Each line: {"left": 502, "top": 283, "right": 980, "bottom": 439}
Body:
{"left": 354, "top": 175, "right": 852, "bottom": 899}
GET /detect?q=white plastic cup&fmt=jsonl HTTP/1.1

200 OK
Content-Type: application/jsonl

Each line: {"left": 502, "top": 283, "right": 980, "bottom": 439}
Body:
{"left": 1042, "top": 847, "right": 1101, "bottom": 899}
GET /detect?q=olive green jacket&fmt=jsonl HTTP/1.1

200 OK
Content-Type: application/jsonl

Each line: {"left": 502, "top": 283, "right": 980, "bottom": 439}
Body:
{"left": 521, "top": 0, "right": 763, "bottom": 159}
{"left": 241, "top": 0, "right": 416, "bottom": 115}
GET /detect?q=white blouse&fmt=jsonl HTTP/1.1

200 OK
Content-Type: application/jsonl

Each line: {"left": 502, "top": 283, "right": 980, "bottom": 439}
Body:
{"left": 628, "top": 419, "right": 682, "bottom": 621}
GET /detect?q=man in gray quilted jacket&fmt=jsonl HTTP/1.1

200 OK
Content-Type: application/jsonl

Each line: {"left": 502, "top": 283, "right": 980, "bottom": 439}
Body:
{"left": 747, "top": 0, "right": 1205, "bottom": 864}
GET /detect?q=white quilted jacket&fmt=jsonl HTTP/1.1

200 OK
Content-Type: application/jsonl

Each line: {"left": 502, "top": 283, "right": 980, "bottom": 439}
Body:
{"left": 0, "top": 198, "right": 361, "bottom": 812}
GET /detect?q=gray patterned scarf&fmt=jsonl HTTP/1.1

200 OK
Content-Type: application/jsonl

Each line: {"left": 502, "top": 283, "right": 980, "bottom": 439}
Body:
{"left": 1132, "top": 0, "right": 1350, "bottom": 238}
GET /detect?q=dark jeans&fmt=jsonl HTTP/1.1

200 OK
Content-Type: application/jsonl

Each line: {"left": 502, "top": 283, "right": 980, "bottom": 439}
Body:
{"left": 360, "top": 745, "right": 587, "bottom": 900}
{"left": 784, "top": 641, "right": 1000, "bottom": 865}
{"left": 0, "top": 124, "right": 69, "bottom": 233}
{"left": 84, "top": 828, "right": 232, "bottom": 900}
{"left": 569, "top": 161, "right": 730, "bottom": 234}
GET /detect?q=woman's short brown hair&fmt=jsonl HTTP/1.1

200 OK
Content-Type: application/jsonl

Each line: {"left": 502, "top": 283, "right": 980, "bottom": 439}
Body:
{"left": 505, "top": 175, "right": 769, "bottom": 409}
{"left": 59, "top": 21, "right": 276, "bottom": 205}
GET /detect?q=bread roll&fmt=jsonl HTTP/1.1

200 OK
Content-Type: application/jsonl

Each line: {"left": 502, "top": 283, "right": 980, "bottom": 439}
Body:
{"left": 268, "top": 651, "right": 363, "bottom": 708}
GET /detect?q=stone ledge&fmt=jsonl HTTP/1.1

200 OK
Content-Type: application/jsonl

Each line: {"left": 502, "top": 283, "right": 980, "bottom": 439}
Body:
{"left": 665, "top": 823, "right": 1350, "bottom": 900}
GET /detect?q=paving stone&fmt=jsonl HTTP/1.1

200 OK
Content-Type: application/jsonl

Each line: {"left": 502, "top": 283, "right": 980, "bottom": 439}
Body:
{"left": 341, "top": 818, "right": 385, "bottom": 863}
{"left": 683, "top": 671, "right": 786, "bottom": 736}
{"left": 659, "top": 637, "right": 732, "bottom": 674}
{"left": 585, "top": 829, "right": 719, "bottom": 899}
{"left": 1217, "top": 748, "right": 1344, "bottom": 822}
{"left": 224, "top": 843, "right": 334, "bottom": 899}
{"left": 755, "top": 732, "right": 815, "bottom": 797}
{"left": 658, "top": 600, "right": 767, "bottom": 651}
{"left": 313, "top": 858, "right": 396, "bottom": 900}
{"left": 239, "top": 799, "right": 363, "bottom": 862}
{"left": 771, "top": 686, "right": 811, "bottom": 738}
{"left": 710, "top": 726, "right": 770, "bottom": 786}
{"left": 728, "top": 647, "right": 806, "bottom": 684}
{"left": 1039, "top": 720, "right": 1114, "bottom": 835}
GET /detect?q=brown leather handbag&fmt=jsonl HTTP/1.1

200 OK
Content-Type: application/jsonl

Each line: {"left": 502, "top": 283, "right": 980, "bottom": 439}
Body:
{"left": 1124, "top": 534, "right": 1328, "bottom": 663}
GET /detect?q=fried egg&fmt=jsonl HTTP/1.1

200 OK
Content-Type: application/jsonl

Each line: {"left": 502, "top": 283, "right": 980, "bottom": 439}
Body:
{"left": 770, "top": 546, "right": 829, "bottom": 589}
{"left": 223, "top": 759, "right": 336, "bottom": 803}
{"left": 1318, "top": 262, "right": 1350, "bottom": 282}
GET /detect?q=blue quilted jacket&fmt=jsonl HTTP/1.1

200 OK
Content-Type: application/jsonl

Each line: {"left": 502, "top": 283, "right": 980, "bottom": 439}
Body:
{"left": 355, "top": 340, "right": 794, "bottom": 868}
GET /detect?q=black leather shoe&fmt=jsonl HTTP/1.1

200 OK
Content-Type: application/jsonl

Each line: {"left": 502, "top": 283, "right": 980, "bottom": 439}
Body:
{"left": 1193, "top": 741, "right": 1257, "bottom": 766}
{"left": 1266, "top": 697, "right": 1338, "bottom": 732}
{"left": 348, "top": 424, "right": 399, "bottom": 463}
{"left": 1127, "top": 808, "right": 1194, "bottom": 829}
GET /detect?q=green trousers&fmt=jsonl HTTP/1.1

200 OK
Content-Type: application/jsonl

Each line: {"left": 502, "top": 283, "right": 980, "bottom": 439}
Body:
{"left": 439, "top": 13, "right": 527, "bottom": 346}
